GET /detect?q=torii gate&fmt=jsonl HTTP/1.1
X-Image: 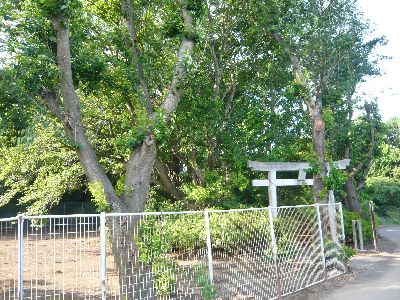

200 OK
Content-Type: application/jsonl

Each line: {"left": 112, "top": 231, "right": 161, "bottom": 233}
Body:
{"left": 247, "top": 159, "right": 350, "bottom": 209}
{"left": 248, "top": 159, "right": 350, "bottom": 244}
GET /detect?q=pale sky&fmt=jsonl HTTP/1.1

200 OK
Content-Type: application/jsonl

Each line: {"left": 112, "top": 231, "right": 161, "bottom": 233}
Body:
{"left": 357, "top": 0, "right": 400, "bottom": 121}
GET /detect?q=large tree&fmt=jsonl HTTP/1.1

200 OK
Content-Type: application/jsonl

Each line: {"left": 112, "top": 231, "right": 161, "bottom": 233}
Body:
{"left": 1, "top": 0, "right": 198, "bottom": 214}
{"left": 253, "top": 0, "right": 383, "bottom": 202}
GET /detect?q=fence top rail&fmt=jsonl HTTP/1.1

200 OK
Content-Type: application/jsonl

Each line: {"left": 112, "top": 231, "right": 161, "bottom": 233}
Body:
{"left": 106, "top": 210, "right": 205, "bottom": 217}
{"left": 0, "top": 216, "right": 18, "bottom": 222}
{"left": 1, "top": 203, "right": 339, "bottom": 220}
{"left": 21, "top": 213, "right": 100, "bottom": 220}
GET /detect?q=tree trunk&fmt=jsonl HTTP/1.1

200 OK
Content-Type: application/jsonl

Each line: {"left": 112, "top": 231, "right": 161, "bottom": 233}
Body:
{"left": 124, "top": 135, "right": 157, "bottom": 212}
{"left": 344, "top": 102, "right": 376, "bottom": 213}
{"left": 51, "top": 14, "right": 156, "bottom": 299}
{"left": 50, "top": 0, "right": 195, "bottom": 295}
{"left": 270, "top": 31, "right": 328, "bottom": 203}
{"left": 110, "top": 216, "right": 155, "bottom": 299}
{"left": 154, "top": 159, "right": 185, "bottom": 201}
{"left": 312, "top": 106, "right": 328, "bottom": 202}
{"left": 343, "top": 177, "right": 361, "bottom": 213}
{"left": 51, "top": 14, "right": 126, "bottom": 212}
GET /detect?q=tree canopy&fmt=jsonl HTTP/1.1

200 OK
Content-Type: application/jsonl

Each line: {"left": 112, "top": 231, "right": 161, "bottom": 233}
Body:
{"left": 0, "top": 0, "right": 389, "bottom": 216}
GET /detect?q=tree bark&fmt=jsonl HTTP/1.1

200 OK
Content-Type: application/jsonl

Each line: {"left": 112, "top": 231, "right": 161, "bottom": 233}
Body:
{"left": 312, "top": 104, "right": 328, "bottom": 202}
{"left": 49, "top": 1, "right": 195, "bottom": 296}
{"left": 154, "top": 159, "right": 185, "bottom": 201}
{"left": 343, "top": 177, "right": 360, "bottom": 212}
{"left": 343, "top": 102, "right": 376, "bottom": 213}
{"left": 50, "top": 15, "right": 126, "bottom": 212}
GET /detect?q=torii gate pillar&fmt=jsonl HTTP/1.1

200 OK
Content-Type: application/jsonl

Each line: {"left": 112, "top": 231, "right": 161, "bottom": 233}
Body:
{"left": 268, "top": 171, "right": 277, "bottom": 208}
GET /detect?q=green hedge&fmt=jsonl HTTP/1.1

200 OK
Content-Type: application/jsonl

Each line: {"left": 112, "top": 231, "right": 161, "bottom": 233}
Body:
{"left": 343, "top": 209, "right": 373, "bottom": 243}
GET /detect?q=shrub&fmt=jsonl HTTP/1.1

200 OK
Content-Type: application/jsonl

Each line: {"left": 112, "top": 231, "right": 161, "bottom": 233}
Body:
{"left": 343, "top": 209, "right": 373, "bottom": 243}
{"left": 380, "top": 208, "right": 400, "bottom": 224}
{"left": 342, "top": 245, "right": 357, "bottom": 263}
{"left": 361, "top": 177, "right": 400, "bottom": 217}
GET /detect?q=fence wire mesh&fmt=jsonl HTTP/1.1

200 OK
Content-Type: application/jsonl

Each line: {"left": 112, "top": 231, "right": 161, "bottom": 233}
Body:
{"left": 22, "top": 215, "right": 102, "bottom": 299}
{"left": 318, "top": 204, "right": 346, "bottom": 279}
{"left": 0, "top": 203, "right": 345, "bottom": 300}
{"left": 0, "top": 217, "right": 18, "bottom": 299}
{"left": 105, "top": 212, "right": 208, "bottom": 299}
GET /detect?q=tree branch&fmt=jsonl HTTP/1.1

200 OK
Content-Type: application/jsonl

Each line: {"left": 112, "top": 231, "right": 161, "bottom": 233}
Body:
{"left": 206, "top": 0, "right": 222, "bottom": 99}
{"left": 269, "top": 30, "right": 315, "bottom": 111}
{"left": 41, "top": 91, "right": 64, "bottom": 122}
{"left": 51, "top": 13, "right": 126, "bottom": 212}
{"left": 122, "top": 0, "right": 153, "bottom": 116}
{"left": 154, "top": 159, "right": 185, "bottom": 201}
{"left": 161, "top": 0, "right": 195, "bottom": 119}
{"left": 349, "top": 102, "right": 376, "bottom": 180}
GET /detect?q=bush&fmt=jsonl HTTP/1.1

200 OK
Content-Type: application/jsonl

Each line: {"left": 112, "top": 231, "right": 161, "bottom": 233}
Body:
{"left": 361, "top": 177, "right": 400, "bottom": 217}
{"left": 343, "top": 209, "right": 373, "bottom": 243}
{"left": 342, "top": 245, "right": 357, "bottom": 262}
{"left": 380, "top": 208, "right": 400, "bottom": 224}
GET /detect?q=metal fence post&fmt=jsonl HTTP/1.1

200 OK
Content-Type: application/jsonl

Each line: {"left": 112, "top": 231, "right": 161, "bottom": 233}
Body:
{"left": 204, "top": 209, "right": 214, "bottom": 284}
{"left": 100, "top": 212, "right": 107, "bottom": 300}
{"left": 315, "top": 204, "right": 327, "bottom": 279}
{"left": 268, "top": 207, "right": 282, "bottom": 298}
{"left": 17, "top": 214, "right": 24, "bottom": 300}
{"left": 338, "top": 202, "right": 345, "bottom": 243}
{"left": 357, "top": 220, "right": 364, "bottom": 251}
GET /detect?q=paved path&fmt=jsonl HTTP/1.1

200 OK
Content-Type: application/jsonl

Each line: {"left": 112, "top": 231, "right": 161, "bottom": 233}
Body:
{"left": 325, "top": 225, "right": 400, "bottom": 300}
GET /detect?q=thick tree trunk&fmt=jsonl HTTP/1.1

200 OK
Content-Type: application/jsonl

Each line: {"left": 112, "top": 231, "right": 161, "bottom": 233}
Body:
{"left": 110, "top": 217, "right": 155, "bottom": 299}
{"left": 343, "top": 177, "right": 361, "bottom": 213}
{"left": 124, "top": 135, "right": 158, "bottom": 212}
{"left": 51, "top": 14, "right": 155, "bottom": 299}
{"left": 51, "top": 0, "right": 195, "bottom": 295}
{"left": 311, "top": 107, "right": 328, "bottom": 202}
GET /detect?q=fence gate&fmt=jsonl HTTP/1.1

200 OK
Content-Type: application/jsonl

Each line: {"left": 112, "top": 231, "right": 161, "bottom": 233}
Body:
{"left": 0, "top": 203, "right": 345, "bottom": 299}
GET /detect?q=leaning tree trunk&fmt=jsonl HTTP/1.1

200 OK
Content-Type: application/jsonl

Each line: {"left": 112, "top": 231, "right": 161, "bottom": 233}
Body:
{"left": 343, "top": 177, "right": 361, "bottom": 213}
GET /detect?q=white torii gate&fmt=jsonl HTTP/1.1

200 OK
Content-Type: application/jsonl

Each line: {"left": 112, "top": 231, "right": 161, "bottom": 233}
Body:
{"left": 248, "top": 159, "right": 350, "bottom": 208}
{"left": 248, "top": 159, "right": 350, "bottom": 243}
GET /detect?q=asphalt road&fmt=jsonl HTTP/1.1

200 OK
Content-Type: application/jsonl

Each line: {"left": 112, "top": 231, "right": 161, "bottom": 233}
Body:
{"left": 324, "top": 225, "right": 400, "bottom": 300}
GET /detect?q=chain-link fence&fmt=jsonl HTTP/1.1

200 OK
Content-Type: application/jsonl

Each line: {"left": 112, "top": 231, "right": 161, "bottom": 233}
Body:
{"left": 0, "top": 203, "right": 345, "bottom": 299}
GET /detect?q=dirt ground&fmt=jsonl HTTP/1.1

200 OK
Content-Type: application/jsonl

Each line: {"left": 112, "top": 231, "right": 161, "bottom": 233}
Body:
{"left": 0, "top": 229, "right": 122, "bottom": 299}
{"left": 285, "top": 236, "right": 397, "bottom": 300}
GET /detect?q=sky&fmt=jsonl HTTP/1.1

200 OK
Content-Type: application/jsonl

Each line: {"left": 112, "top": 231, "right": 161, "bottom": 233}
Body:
{"left": 357, "top": 0, "right": 400, "bottom": 121}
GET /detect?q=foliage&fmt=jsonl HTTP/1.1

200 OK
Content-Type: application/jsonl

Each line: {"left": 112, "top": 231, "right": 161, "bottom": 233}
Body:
{"left": 0, "top": 0, "right": 385, "bottom": 216}
{"left": 0, "top": 123, "right": 84, "bottom": 215}
{"left": 88, "top": 181, "right": 110, "bottom": 212}
{"left": 379, "top": 209, "right": 400, "bottom": 225}
{"left": 152, "top": 256, "right": 177, "bottom": 296}
{"left": 361, "top": 177, "right": 400, "bottom": 217}
{"left": 342, "top": 209, "right": 373, "bottom": 243}
{"left": 323, "top": 165, "right": 348, "bottom": 192}
{"left": 195, "top": 267, "right": 216, "bottom": 300}
{"left": 342, "top": 245, "right": 358, "bottom": 263}
{"left": 324, "top": 240, "right": 354, "bottom": 268}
